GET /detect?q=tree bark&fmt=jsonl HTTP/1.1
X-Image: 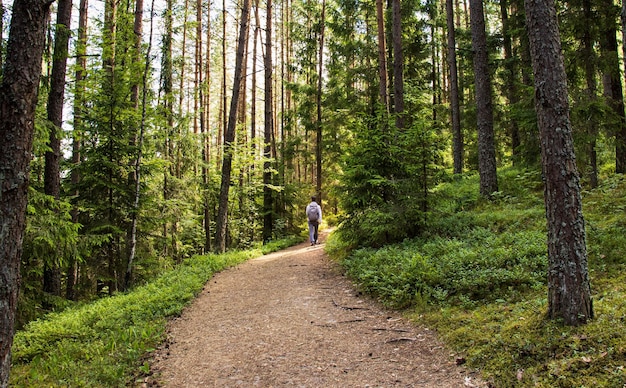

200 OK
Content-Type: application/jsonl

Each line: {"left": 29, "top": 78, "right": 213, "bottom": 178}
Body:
{"left": 43, "top": 0, "right": 72, "bottom": 297}
{"left": 376, "top": 0, "right": 389, "bottom": 112}
{"left": 215, "top": 0, "right": 251, "bottom": 252}
{"left": 598, "top": 0, "right": 626, "bottom": 174}
{"left": 125, "top": 0, "right": 152, "bottom": 291}
{"left": 391, "top": 0, "right": 404, "bottom": 130}
{"left": 131, "top": 0, "right": 143, "bottom": 109}
{"left": 263, "top": 0, "right": 274, "bottom": 243}
{"left": 0, "top": 0, "right": 53, "bottom": 384}
{"left": 582, "top": 0, "right": 598, "bottom": 188}
{"left": 67, "top": 0, "right": 89, "bottom": 301}
{"left": 315, "top": 0, "right": 326, "bottom": 205}
{"left": 524, "top": 0, "right": 593, "bottom": 325}
{"left": 0, "top": 0, "right": 4, "bottom": 75}
{"left": 204, "top": 0, "right": 212, "bottom": 252}
{"left": 499, "top": 0, "right": 521, "bottom": 164}
{"left": 446, "top": 0, "right": 462, "bottom": 174}
{"left": 469, "top": 0, "right": 498, "bottom": 196}
{"left": 162, "top": 0, "right": 174, "bottom": 257}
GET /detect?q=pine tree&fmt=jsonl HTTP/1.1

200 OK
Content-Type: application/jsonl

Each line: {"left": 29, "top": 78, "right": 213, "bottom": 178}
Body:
{"left": 0, "top": 0, "right": 53, "bottom": 383}
{"left": 525, "top": 0, "right": 593, "bottom": 325}
{"left": 469, "top": 0, "right": 498, "bottom": 197}
{"left": 216, "top": 0, "right": 251, "bottom": 252}
{"left": 43, "top": 0, "right": 73, "bottom": 297}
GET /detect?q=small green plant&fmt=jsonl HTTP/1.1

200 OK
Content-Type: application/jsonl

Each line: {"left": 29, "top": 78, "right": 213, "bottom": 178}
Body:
{"left": 10, "top": 237, "right": 299, "bottom": 387}
{"left": 331, "top": 167, "right": 626, "bottom": 387}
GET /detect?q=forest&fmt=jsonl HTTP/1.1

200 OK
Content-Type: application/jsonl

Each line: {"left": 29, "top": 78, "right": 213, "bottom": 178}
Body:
{"left": 0, "top": 0, "right": 625, "bottom": 385}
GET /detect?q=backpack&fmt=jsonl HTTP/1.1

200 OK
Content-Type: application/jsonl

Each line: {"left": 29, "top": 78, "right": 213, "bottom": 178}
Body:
{"left": 307, "top": 203, "right": 320, "bottom": 222}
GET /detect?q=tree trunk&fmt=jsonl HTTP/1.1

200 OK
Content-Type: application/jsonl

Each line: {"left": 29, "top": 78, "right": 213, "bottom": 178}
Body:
{"left": 131, "top": 0, "right": 143, "bottom": 109}
{"left": 252, "top": 0, "right": 259, "bottom": 152}
{"left": 376, "top": 0, "right": 389, "bottom": 112}
{"left": 162, "top": 0, "right": 173, "bottom": 257}
{"left": 446, "top": 0, "right": 462, "bottom": 174}
{"left": 263, "top": 0, "right": 274, "bottom": 243}
{"left": 582, "top": 0, "right": 598, "bottom": 188}
{"left": 315, "top": 0, "right": 326, "bottom": 205}
{"left": 104, "top": 0, "right": 119, "bottom": 294}
{"left": 204, "top": 0, "right": 212, "bottom": 252}
{"left": 43, "top": 0, "right": 72, "bottom": 297}
{"left": 469, "top": 0, "right": 498, "bottom": 196}
{"left": 524, "top": 0, "right": 593, "bottom": 326}
{"left": 215, "top": 0, "right": 251, "bottom": 253}
{"left": 598, "top": 0, "right": 626, "bottom": 174}
{"left": 125, "top": 0, "right": 152, "bottom": 291}
{"left": 67, "top": 0, "right": 89, "bottom": 301}
{"left": 0, "top": 0, "right": 53, "bottom": 384}
{"left": 499, "top": 0, "right": 521, "bottom": 164}
{"left": 391, "top": 0, "right": 404, "bottom": 130}
{"left": 0, "top": 0, "right": 4, "bottom": 75}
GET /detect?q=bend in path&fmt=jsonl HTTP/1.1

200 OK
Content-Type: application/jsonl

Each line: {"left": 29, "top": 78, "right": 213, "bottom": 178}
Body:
{"left": 147, "top": 235, "right": 485, "bottom": 387}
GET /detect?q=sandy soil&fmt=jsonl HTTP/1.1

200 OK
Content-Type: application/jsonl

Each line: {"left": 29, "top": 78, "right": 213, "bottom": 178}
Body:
{"left": 146, "top": 234, "right": 485, "bottom": 387}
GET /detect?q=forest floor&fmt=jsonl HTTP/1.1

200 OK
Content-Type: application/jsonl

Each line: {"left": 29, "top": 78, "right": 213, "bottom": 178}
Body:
{"left": 145, "top": 233, "right": 486, "bottom": 387}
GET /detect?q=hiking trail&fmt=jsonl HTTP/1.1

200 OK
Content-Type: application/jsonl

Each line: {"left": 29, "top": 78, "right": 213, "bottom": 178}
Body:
{"left": 146, "top": 234, "right": 485, "bottom": 387}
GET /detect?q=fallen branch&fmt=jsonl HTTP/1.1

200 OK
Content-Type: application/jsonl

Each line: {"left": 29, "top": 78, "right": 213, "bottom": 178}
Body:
{"left": 372, "top": 328, "right": 410, "bottom": 333}
{"left": 315, "top": 319, "right": 365, "bottom": 327}
{"left": 385, "top": 337, "right": 417, "bottom": 343}
{"left": 332, "top": 300, "right": 368, "bottom": 310}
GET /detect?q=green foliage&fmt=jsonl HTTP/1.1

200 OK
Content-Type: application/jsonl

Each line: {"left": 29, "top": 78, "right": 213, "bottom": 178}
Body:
{"left": 9, "top": 238, "right": 298, "bottom": 387}
{"left": 417, "top": 273, "right": 626, "bottom": 387}
{"left": 335, "top": 103, "right": 445, "bottom": 248}
{"left": 23, "top": 189, "right": 81, "bottom": 269}
{"left": 342, "top": 227, "right": 547, "bottom": 309}
{"left": 330, "top": 167, "right": 626, "bottom": 387}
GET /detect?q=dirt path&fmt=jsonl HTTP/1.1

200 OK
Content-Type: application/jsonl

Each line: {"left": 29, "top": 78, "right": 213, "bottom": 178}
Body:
{"left": 147, "top": 235, "right": 485, "bottom": 387}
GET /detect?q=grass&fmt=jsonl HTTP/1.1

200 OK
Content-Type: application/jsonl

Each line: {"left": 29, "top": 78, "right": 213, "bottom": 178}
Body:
{"left": 9, "top": 236, "right": 301, "bottom": 387}
{"left": 327, "top": 167, "right": 626, "bottom": 387}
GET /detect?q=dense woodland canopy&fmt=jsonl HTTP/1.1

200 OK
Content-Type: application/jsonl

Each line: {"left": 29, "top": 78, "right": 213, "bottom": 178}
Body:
{"left": 1, "top": 0, "right": 625, "bottom": 378}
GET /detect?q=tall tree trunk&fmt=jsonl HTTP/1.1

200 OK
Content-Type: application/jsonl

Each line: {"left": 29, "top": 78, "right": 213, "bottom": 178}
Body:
{"left": 131, "top": 0, "right": 143, "bottom": 109}
{"left": 0, "top": 0, "right": 3, "bottom": 76}
{"left": 525, "top": 0, "right": 593, "bottom": 326}
{"left": 162, "top": 0, "right": 174, "bottom": 257}
{"left": 122, "top": 0, "right": 143, "bottom": 290}
{"left": 315, "top": 0, "right": 326, "bottom": 204}
{"left": 263, "top": 0, "right": 274, "bottom": 243}
{"left": 125, "top": 0, "right": 150, "bottom": 291}
{"left": 196, "top": 0, "right": 209, "bottom": 252}
{"left": 391, "top": 0, "right": 404, "bottom": 129}
{"left": 252, "top": 0, "right": 259, "bottom": 153}
{"left": 68, "top": 0, "right": 89, "bottom": 301}
{"left": 499, "top": 0, "right": 521, "bottom": 163}
{"left": 446, "top": 0, "right": 462, "bottom": 174}
{"left": 43, "top": 0, "right": 72, "bottom": 297}
{"left": 0, "top": 0, "right": 53, "bottom": 384}
{"left": 220, "top": 0, "right": 227, "bottom": 167}
{"left": 194, "top": 0, "right": 202, "bottom": 136}
{"left": 621, "top": 0, "right": 626, "bottom": 163}
{"left": 215, "top": 0, "right": 251, "bottom": 253}
{"left": 204, "top": 0, "right": 212, "bottom": 252}
{"left": 598, "top": 0, "right": 626, "bottom": 174}
{"left": 376, "top": 0, "right": 389, "bottom": 112}
{"left": 469, "top": 0, "right": 498, "bottom": 196}
{"left": 583, "top": 0, "right": 598, "bottom": 188}
{"left": 430, "top": 3, "right": 440, "bottom": 121}
{"left": 104, "top": 0, "right": 118, "bottom": 294}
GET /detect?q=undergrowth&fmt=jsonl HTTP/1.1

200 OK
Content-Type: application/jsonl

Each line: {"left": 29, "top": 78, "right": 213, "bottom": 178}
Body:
{"left": 327, "top": 167, "right": 626, "bottom": 387}
{"left": 9, "top": 236, "right": 300, "bottom": 387}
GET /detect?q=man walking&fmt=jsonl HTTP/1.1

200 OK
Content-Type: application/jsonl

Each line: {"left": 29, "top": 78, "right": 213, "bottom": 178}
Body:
{"left": 305, "top": 196, "right": 322, "bottom": 245}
